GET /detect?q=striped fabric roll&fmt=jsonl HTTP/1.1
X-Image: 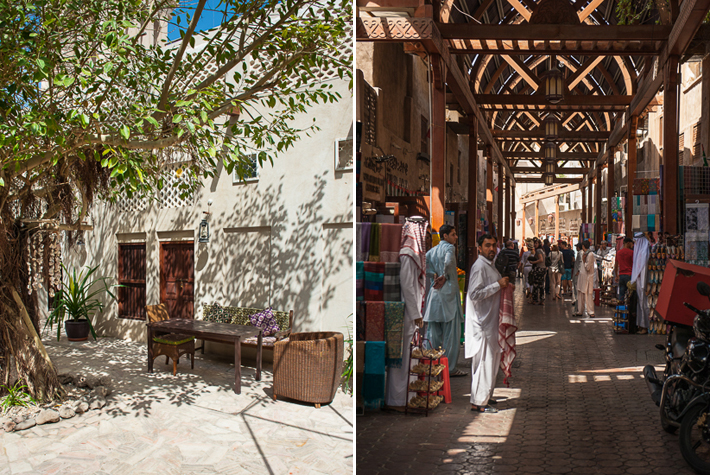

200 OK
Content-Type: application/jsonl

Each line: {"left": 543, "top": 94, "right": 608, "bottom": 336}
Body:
{"left": 382, "top": 262, "right": 401, "bottom": 302}
{"left": 356, "top": 261, "right": 364, "bottom": 301}
{"left": 363, "top": 262, "right": 385, "bottom": 301}
{"left": 357, "top": 223, "right": 371, "bottom": 262}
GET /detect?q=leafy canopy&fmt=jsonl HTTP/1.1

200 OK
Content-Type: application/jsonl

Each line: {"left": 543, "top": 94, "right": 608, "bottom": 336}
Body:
{"left": 0, "top": 0, "right": 352, "bottom": 216}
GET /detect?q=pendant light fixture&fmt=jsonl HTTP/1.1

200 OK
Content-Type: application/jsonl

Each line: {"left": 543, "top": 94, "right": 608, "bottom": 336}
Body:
{"left": 544, "top": 57, "right": 565, "bottom": 104}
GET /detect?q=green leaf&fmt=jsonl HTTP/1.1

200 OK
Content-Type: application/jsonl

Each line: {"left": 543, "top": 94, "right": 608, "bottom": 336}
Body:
{"left": 119, "top": 125, "right": 130, "bottom": 140}
{"left": 172, "top": 115, "right": 183, "bottom": 124}
{"left": 145, "top": 116, "right": 160, "bottom": 128}
{"left": 79, "top": 114, "right": 89, "bottom": 128}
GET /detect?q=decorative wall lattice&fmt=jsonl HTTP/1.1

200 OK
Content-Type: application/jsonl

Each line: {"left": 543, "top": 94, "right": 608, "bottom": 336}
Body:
{"left": 159, "top": 162, "right": 194, "bottom": 209}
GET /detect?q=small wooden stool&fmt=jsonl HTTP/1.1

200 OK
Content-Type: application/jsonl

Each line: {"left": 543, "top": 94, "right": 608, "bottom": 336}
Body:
{"left": 147, "top": 304, "right": 195, "bottom": 376}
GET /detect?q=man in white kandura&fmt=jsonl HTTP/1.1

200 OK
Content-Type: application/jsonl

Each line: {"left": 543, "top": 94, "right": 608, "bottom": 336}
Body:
{"left": 385, "top": 218, "right": 428, "bottom": 409}
{"left": 424, "top": 224, "right": 467, "bottom": 377}
{"left": 465, "top": 234, "right": 509, "bottom": 413}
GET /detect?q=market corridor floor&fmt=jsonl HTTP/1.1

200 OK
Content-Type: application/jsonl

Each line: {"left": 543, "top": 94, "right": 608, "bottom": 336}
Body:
{"left": 356, "top": 280, "right": 694, "bottom": 475}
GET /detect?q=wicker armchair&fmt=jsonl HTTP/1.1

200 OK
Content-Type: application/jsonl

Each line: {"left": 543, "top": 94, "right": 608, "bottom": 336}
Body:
{"left": 272, "top": 332, "right": 344, "bottom": 408}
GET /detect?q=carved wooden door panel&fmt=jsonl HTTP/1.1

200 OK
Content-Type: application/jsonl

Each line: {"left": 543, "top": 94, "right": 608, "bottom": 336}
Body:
{"left": 160, "top": 242, "right": 194, "bottom": 319}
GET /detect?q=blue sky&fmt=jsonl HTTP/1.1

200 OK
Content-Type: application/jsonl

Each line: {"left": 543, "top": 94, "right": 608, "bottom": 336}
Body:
{"left": 168, "top": 0, "right": 227, "bottom": 42}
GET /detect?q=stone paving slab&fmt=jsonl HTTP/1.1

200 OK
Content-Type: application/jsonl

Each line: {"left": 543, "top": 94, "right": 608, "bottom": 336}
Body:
{"left": 356, "top": 282, "right": 695, "bottom": 475}
{"left": 0, "top": 335, "right": 353, "bottom": 474}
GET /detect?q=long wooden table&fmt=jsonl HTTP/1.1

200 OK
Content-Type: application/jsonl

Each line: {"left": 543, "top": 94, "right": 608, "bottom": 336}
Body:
{"left": 147, "top": 319, "right": 262, "bottom": 394}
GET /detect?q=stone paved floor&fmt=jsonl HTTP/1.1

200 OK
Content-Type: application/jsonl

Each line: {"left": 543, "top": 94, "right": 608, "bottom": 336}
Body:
{"left": 0, "top": 335, "right": 353, "bottom": 474}
{"left": 356, "top": 280, "right": 695, "bottom": 475}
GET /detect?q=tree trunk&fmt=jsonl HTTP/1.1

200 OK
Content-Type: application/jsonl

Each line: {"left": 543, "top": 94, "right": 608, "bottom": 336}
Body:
{"left": 0, "top": 286, "right": 64, "bottom": 402}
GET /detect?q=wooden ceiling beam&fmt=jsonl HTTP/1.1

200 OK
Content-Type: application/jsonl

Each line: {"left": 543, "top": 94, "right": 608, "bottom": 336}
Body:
{"left": 493, "top": 129, "right": 610, "bottom": 139}
{"left": 507, "top": 0, "right": 532, "bottom": 21}
{"left": 475, "top": 94, "right": 633, "bottom": 106}
{"left": 437, "top": 23, "right": 672, "bottom": 41}
{"left": 578, "top": 0, "right": 605, "bottom": 22}
{"left": 503, "top": 152, "right": 598, "bottom": 159}
{"left": 501, "top": 55, "right": 540, "bottom": 89}
{"left": 566, "top": 56, "right": 605, "bottom": 89}
{"left": 515, "top": 177, "right": 583, "bottom": 184}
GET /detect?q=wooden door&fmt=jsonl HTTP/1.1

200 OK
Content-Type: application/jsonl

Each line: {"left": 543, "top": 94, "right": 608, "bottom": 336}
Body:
{"left": 118, "top": 244, "right": 147, "bottom": 320}
{"left": 160, "top": 242, "right": 194, "bottom": 319}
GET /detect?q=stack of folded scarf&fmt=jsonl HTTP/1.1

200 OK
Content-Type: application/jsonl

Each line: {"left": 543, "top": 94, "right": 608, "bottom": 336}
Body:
{"left": 363, "top": 262, "right": 385, "bottom": 301}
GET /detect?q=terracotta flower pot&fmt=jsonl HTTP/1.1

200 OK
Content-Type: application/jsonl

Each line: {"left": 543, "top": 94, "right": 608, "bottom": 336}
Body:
{"left": 65, "top": 320, "right": 90, "bottom": 341}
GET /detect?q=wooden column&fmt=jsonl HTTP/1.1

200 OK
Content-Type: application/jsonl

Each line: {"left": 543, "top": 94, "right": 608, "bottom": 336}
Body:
{"left": 430, "top": 55, "right": 447, "bottom": 232}
{"left": 534, "top": 199, "right": 539, "bottom": 238}
{"left": 486, "top": 146, "right": 493, "bottom": 236}
{"left": 582, "top": 185, "right": 586, "bottom": 225}
{"left": 497, "top": 162, "right": 504, "bottom": 242}
{"left": 467, "top": 118, "right": 478, "bottom": 273}
{"left": 511, "top": 184, "right": 516, "bottom": 241}
{"left": 702, "top": 54, "right": 710, "bottom": 162}
{"left": 595, "top": 164, "right": 602, "bottom": 242}
{"left": 522, "top": 203, "right": 526, "bottom": 241}
{"left": 505, "top": 174, "right": 511, "bottom": 242}
{"left": 607, "top": 149, "right": 615, "bottom": 235}
{"left": 554, "top": 195, "right": 560, "bottom": 241}
{"left": 626, "top": 116, "right": 638, "bottom": 237}
{"left": 663, "top": 55, "right": 680, "bottom": 234}
{"left": 587, "top": 181, "right": 593, "bottom": 224}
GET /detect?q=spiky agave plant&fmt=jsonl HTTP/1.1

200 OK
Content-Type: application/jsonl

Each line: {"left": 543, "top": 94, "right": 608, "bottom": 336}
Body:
{"left": 44, "top": 264, "right": 117, "bottom": 341}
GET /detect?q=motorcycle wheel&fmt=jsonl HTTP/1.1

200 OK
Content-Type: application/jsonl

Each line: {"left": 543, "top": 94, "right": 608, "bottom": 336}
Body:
{"left": 661, "top": 382, "right": 679, "bottom": 434}
{"left": 679, "top": 402, "right": 710, "bottom": 475}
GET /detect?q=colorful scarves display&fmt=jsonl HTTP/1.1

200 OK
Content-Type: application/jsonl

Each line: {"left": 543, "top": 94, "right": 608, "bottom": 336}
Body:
{"left": 498, "top": 285, "right": 517, "bottom": 387}
{"left": 363, "top": 262, "right": 385, "bottom": 301}
{"left": 368, "top": 225, "right": 382, "bottom": 262}
{"left": 365, "top": 301, "right": 385, "bottom": 341}
{"left": 383, "top": 262, "right": 401, "bottom": 302}
{"left": 384, "top": 301, "right": 405, "bottom": 368}
{"left": 379, "top": 223, "right": 404, "bottom": 262}
{"left": 356, "top": 261, "right": 364, "bottom": 301}
{"left": 357, "top": 223, "right": 371, "bottom": 262}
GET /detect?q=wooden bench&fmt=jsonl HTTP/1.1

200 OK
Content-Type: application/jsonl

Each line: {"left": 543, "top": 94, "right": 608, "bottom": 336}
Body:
{"left": 200, "top": 304, "right": 293, "bottom": 350}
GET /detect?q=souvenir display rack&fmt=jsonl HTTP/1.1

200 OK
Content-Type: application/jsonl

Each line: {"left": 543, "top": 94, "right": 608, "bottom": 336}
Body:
{"left": 601, "top": 283, "right": 617, "bottom": 307}
{"left": 613, "top": 304, "right": 629, "bottom": 333}
{"left": 405, "top": 340, "right": 445, "bottom": 417}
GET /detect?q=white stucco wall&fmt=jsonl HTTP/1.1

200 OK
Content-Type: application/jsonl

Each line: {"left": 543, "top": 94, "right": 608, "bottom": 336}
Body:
{"left": 59, "top": 77, "right": 353, "bottom": 345}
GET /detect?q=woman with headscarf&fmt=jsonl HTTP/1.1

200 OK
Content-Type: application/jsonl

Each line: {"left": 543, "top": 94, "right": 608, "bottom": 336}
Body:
{"left": 385, "top": 217, "right": 429, "bottom": 409}
{"left": 520, "top": 240, "right": 534, "bottom": 299}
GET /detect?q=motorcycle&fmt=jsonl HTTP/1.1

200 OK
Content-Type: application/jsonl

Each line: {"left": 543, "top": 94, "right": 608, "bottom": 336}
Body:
{"left": 643, "top": 282, "right": 710, "bottom": 435}
{"left": 674, "top": 282, "right": 710, "bottom": 475}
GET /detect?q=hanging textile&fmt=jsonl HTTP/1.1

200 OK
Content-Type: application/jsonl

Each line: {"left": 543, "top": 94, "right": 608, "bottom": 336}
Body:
{"left": 363, "top": 262, "right": 385, "bottom": 301}
{"left": 358, "top": 223, "right": 371, "bottom": 262}
{"left": 384, "top": 302, "right": 405, "bottom": 368}
{"left": 368, "top": 224, "right": 382, "bottom": 262}
{"left": 382, "top": 262, "right": 401, "bottom": 302}
{"left": 356, "top": 261, "right": 364, "bottom": 301}
{"left": 363, "top": 341, "right": 386, "bottom": 409}
{"left": 498, "top": 285, "right": 517, "bottom": 387}
{"left": 356, "top": 302, "right": 366, "bottom": 341}
{"left": 365, "top": 301, "right": 385, "bottom": 341}
{"left": 379, "top": 223, "right": 404, "bottom": 262}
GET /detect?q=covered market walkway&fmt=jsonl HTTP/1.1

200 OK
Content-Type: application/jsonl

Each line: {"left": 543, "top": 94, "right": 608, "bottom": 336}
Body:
{"left": 356, "top": 283, "right": 692, "bottom": 475}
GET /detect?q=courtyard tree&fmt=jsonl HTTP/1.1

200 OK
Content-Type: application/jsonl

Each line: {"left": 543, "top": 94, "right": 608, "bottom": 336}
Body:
{"left": 0, "top": 0, "right": 352, "bottom": 400}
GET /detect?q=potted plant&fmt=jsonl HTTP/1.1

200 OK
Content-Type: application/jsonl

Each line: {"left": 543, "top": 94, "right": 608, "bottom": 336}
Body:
{"left": 45, "top": 264, "right": 117, "bottom": 341}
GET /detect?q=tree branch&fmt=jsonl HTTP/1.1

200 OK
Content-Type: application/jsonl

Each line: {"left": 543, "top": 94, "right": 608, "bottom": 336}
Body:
{"left": 156, "top": 0, "right": 209, "bottom": 113}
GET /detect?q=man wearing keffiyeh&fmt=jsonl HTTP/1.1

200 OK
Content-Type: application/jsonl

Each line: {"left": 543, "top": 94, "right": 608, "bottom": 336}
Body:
{"left": 385, "top": 217, "right": 429, "bottom": 409}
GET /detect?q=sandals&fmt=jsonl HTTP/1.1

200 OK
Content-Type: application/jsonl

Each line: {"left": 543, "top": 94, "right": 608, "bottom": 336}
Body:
{"left": 450, "top": 369, "right": 468, "bottom": 377}
{"left": 471, "top": 404, "right": 498, "bottom": 413}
